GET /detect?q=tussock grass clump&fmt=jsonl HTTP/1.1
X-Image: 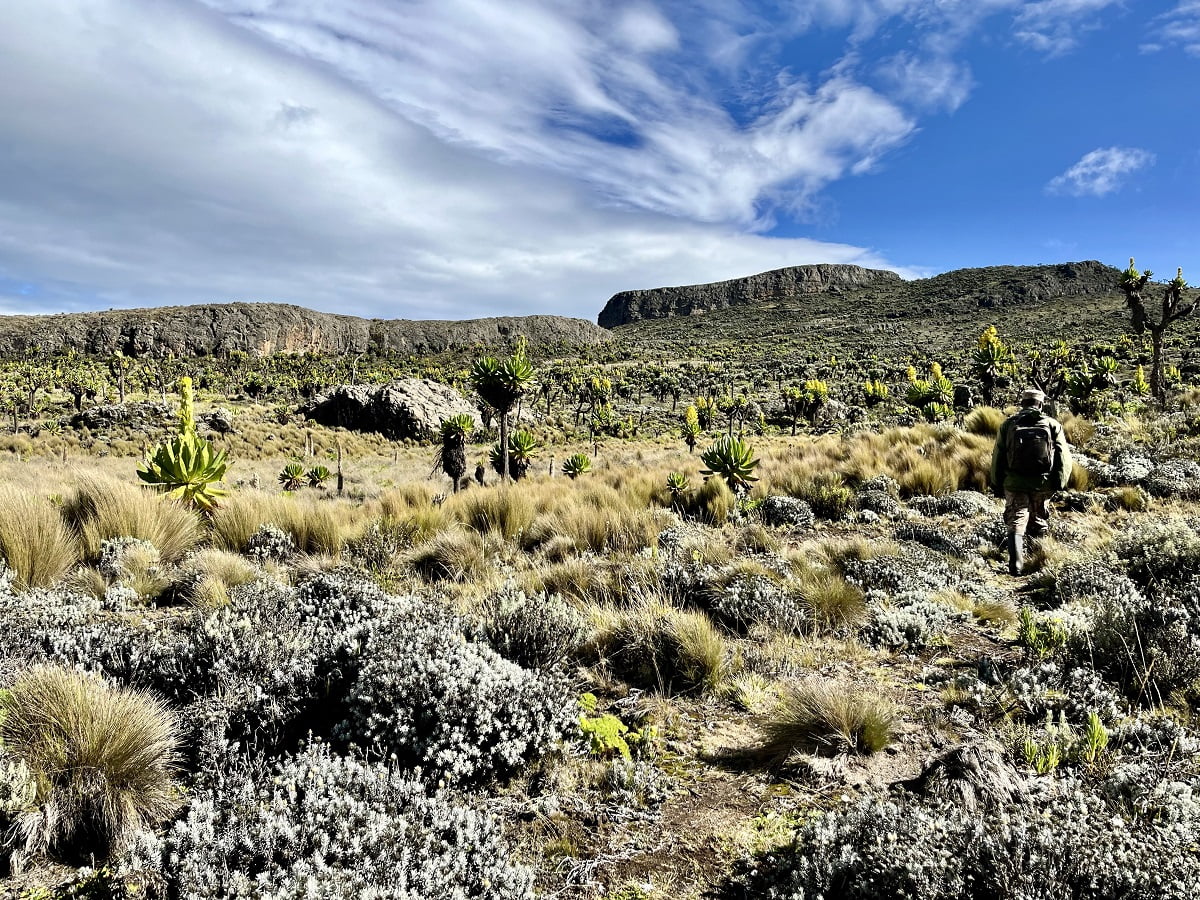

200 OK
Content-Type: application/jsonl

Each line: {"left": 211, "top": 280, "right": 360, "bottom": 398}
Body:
{"left": 0, "top": 484, "right": 80, "bottom": 589}
{"left": 449, "top": 487, "right": 536, "bottom": 541}
{"left": 212, "top": 490, "right": 366, "bottom": 555}
{"left": 407, "top": 528, "right": 491, "bottom": 583}
{"left": 678, "top": 476, "right": 736, "bottom": 525}
{"left": 173, "top": 549, "right": 260, "bottom": 607}
{"left": 525, "top": 487, "right": 661, "bottom": 555}
{"left": 378, "top": 484, "right": 451, "bottom": 541}
{"left": 759, "top": 679, "right": 895, "bottom": 757}
{"left": 963, "top": 406, "right": 1005, "bottom": 437}
{"left": 0, "top": 666, "right": 181, "bottom": 861}
{"left": 592, "top": 598, "right": 732, "bottom": 695}
{"left": 789, "top": 473, "right": 854, "bottom": 520}
{"left": 796, "top": 570, "right": 867, "bottom": 633}
{"left": 60, "top": 475, "right": 203, "bottom": 564}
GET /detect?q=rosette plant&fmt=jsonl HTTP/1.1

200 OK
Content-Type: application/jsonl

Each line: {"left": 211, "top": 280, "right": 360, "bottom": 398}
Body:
{"left": 137, "top": 376, "right": 228, "bottom": 512}
{"left": 700, "top": 435, "right": 759, "bottom": 492}
{"left": 434, "top": 413, "right": 474, "bottom": 492}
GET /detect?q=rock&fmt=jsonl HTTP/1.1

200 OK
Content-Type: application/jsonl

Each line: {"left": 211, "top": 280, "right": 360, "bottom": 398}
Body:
{"left": 299, "top": 379, "right": 482, "bottom": 441}
{"left": 201, "top": 408, "right": 234, "bottom": 434}
{"left": 598, "top": 264, "right": 902, "bottom": 327}
{"left": 599, "top": 260, "right": 1121, "bottom": 327}
{"left": 0, "top": 302, "right": 613, "bottom": 357}
{"left": 70, "top": 402, "right": 174, "bottom": 432}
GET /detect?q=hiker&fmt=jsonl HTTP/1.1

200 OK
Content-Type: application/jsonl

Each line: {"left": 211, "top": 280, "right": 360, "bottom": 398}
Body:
{"left": 989, "top": 388, "right": 1073, "bottom": 576}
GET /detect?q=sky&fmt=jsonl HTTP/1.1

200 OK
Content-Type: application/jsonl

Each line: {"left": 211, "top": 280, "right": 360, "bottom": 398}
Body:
{"left": 1, "top": 0, "right": 1198, "bottom": 322}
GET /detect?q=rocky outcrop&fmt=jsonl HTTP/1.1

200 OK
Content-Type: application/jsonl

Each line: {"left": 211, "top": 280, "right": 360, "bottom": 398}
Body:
{"left": 597, "top": 260, "right": 1123, "bottom": 326}
{"left": 0, "top": 303, "right": 612, "bottom": 358}
{"left": 69, "top": 402, "right": 174, "bottom": 433}
{"left": 299, "top": 379, "right": 482, "bottom": 441}
{"left": 597, "top": 264, "right": 903, "bottom": 327}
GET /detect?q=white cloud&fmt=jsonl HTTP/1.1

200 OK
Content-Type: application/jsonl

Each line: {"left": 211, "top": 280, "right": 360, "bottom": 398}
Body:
{"left": 1046, "top": 147, "right": 1155, "bottom": 196}
{"left": 1146, "top": 1, "right": 1200, "bottom": 55}
{"left": 0, "top": 0, "right": 913, "bottom": 321}
{"left": 1012, "top": 0, "right": 1123, "bottom": 55}
{"left": 0, "top": 0, "right": 1157, "bottom": 320}
{"left": 876, "top": 53, "right": 975, "bottom": 112}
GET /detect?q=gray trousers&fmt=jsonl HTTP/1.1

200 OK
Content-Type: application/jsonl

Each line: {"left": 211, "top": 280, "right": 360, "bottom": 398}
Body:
{"left": 1004, "top": 490, "right": 1053, "bottom": 537}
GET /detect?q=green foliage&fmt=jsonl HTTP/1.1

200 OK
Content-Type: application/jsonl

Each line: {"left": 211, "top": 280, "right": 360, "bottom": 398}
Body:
{"left": 682, "top": 404, "right": 702, "bottom": 451}
{"left": 306, "top": 464, "right": 332, "bottom": 487}
{"left": 489, "top": 429, "right": 540, "bottom": 481}
{"left": 700, "top": 434, "right": 759, "bottom": 492}
{"left": 561, "top": 453, "right": 591, "bottom": 479}
{"left": 862, "top": 378, "right": 890, "bottom": 406}
{"left": 137, "top": 377, "right": 229, "bottom": 512}
{"left": 1017, "top": 607, "right": 1068, "bottom": 659}
{"left": 278, "top": 462, "right": 306, "bottom": 491}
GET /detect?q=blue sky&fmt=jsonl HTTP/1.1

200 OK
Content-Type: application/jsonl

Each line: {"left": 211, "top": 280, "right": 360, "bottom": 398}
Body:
{"left": 0, "top": 0, "right": 1197, "bottom": 321}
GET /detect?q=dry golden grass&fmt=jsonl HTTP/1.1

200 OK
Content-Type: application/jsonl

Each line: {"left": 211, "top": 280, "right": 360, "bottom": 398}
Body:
{"left": 1, "top": 666, "right": 181, "bottom": 860}
{"left": 174, "top": 549, "right": 260, "bottom": 607}
{"left": 60, "top": 474, "right": 203, "bottom": 564}
{"left": 590, "top": 597, "right": 733, "bottom": 694}
{"left": 211, "top": 490, "right": 368, "bottom": 555}
{"left": 0, "top": 484, "right": 80, "bottom": 589}
{"left": 407, "top": 527, "right": 492, "bottom": 583}
{"left": 758, "top": 679, "right": 896, "bottom": 757}
{"left": 796, "top": 569, "right": 867, "bottom": 633}
{"left": 448, "top": 486, "right": 537, "bottom": 541}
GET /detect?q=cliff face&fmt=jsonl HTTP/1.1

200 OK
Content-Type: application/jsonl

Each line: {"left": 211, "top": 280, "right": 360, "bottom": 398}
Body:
{"left": 597, "top": 260, "right": 1124, "bottom": 327}
{"left": 0, "top": 303, "right": 612, "bottom": 357}
{"left": 597, "top": 264, "right": 904, "bottom": 327}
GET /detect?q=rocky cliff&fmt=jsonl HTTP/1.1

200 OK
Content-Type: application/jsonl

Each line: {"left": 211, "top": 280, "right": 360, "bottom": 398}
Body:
{"left": 0, "top": 303, "right": 612, "bottom": 358}
{"left": 598, "top": 260, "right": 1123, "bottom": 327}
{"left": 597, "top": 264, "right": 903, "bottom": 327}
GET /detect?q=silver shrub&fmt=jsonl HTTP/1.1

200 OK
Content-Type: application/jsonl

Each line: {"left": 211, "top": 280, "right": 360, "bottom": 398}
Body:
{"left": 164, "top": 743, "right": 534, "bottom": 900}
{"left": 339, "top": 604, "right": 572, "bottom": 786}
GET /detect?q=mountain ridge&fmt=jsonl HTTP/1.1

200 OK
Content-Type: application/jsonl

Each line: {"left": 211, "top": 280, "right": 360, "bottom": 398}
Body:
{"left": 0, "top": 302, "right": 612, "bottom": 358}
{"left": 598, "top": 260, "right": 1122, "bottom": 327}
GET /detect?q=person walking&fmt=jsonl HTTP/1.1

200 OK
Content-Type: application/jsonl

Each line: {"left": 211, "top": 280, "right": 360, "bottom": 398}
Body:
{"left": 990, "top": 388, "right": 1073, "bottom": 575}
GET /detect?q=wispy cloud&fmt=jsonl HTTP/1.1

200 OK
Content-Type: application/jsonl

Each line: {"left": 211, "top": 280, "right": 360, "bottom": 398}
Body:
{"left": 1144, "top": 1, "right": 1200, "bottom": 55}
{"left": 1012, "top": 0, "right": 1124, "bottom": 55}
{"left": 0, "top": 0, "right": 1160, "bottom": 319}
{"left": 1046, "top": 147, "right": 1155, "bottom": 196}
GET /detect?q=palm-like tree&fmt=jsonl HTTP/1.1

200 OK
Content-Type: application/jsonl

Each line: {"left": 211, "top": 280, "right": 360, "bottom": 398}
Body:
{"left": 435, "top": 414, "right": 474, "bottom": 492}
{"left": 469, "top": 339, "right": 535, "bottom": 482}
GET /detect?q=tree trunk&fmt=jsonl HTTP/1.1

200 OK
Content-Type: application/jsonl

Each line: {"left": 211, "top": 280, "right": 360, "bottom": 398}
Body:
{"left": 499, "top": 411, "right": 510, "bottom": 483}
{"left": 1151, "top": 327, "right": 1166, "bottom": 405}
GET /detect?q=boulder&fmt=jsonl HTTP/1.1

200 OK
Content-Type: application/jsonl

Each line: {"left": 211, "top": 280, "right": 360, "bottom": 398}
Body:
{"left": 70, "top": 402, "right": 174, "bottom": 432}
{"left": 299, "top": 379, "right": 482, "bottom": 441}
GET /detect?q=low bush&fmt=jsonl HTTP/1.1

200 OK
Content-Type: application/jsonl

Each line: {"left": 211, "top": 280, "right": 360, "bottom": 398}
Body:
{"left": 474, "top": 582, "right": 590, "bottom": 670}
{"left": 730, "top": 789, "right": 1200, "bottom": 900}
{"left": 165, "top": 744, "right": 534, "bottom": 899}
{"left": 339, "top": 604, "right": 571, "bottom": 786}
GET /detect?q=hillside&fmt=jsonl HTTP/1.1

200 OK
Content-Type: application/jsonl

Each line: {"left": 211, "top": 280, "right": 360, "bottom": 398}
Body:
{"left": 0, "top": 302, "right": 612, "bottom": 358}
{"left": 607, "top": 260, "right": 1200, "bottom": 361}
{"left": 600, "top": 260, "right": 1121, "bottom": 330}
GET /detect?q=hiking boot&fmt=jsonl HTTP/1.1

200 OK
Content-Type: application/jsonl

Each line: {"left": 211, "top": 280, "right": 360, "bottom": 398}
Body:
{"left": 1006, "top": 533, "right": 1025, "bottom": 576}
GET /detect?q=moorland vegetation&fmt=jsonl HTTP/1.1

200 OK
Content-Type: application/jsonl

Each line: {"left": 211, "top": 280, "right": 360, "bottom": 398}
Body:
{"left": 0, "top": 261, "right": 1199, "bottom": 898}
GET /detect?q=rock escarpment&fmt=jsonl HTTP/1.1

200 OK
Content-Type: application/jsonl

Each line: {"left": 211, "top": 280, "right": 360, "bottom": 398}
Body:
{"left": 598, "top": 260, "right": 1124, "bottom": 327}
{"left": 299, "top": 379, "right": 482, "bottom": 441}
{"left": 597, "top": 264, "right": 903, "bottom": 327}
{"left": 0, "top": 303, "right": 612, "bottom": 357}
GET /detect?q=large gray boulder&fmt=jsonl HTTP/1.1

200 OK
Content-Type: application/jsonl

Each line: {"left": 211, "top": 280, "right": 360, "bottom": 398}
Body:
{"left": 299, "top": 379, "right": 482, "bottom": 441}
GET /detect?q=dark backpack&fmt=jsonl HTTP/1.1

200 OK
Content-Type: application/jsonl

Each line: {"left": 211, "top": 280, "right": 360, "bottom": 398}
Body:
{"left": 1007, "top": 417, "right": 1055, "bottom": 476}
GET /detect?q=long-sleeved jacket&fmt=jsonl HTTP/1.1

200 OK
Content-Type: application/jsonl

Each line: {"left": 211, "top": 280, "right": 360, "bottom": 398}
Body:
{"left": 990, "top": 408, "right": 1073, "bottom": 494}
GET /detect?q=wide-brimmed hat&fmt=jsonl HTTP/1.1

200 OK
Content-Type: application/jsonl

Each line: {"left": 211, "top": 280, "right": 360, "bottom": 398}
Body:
{"left": 1020, "top": 388, "right": 1046, "bottom": 405}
